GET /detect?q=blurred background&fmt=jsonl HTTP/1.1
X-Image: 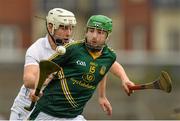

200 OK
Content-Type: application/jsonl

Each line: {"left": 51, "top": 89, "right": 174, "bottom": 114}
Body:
{"left": 0, "top": 0, "right": 180, "bottom": 120}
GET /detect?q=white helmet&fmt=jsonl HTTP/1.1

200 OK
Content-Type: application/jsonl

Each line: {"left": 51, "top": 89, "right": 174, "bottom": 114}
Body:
{"left": 46, "top": 8, "right": 76, "bottom": 33}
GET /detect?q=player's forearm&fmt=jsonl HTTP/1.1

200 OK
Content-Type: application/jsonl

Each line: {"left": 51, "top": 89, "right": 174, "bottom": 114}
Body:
{"left": 23, "top": 65, "right": 39, "bottom": 89}
{"left": 98, "top": 75, "right": 107, "bottom": 98}
{"left": 117, "top": 66, "right": 130, "bottom": 82}
{"left": 23, "top": 74, "right": 36, "bottom": 89}
{"left": 110, "top": 61, "right": 134, "bottom": 95}
{"left": 110, "top": 61, "right": 130, "bottom": 82}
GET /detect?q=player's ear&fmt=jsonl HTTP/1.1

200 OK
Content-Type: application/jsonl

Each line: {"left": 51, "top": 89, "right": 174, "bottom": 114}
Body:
{"left": 106, "top": 32, "right": 110, "bottom": 39}
{"left": 47, "top": 23, "right": 53, "bottom": 32}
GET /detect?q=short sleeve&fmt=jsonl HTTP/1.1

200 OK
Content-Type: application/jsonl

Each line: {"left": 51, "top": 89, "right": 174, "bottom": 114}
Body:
{"left": 24, "top": 45, "right": 40, "bottom": 66}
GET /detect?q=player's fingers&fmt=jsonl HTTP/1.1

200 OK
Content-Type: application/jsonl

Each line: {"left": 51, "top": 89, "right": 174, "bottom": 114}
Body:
{"left": 125, "top": 84, "right": 135, "bottom": 96}
{"left": 30, "top": 94, "right": 39, "bottom": 102}
{"left": 104, "top": 103, "right": 112, "bottom": 116}
{"left": 123, "top": 84, "right": 131, "bottom": 96}
{"left": 100, "top": 104, "right": 107, "bottom": 112}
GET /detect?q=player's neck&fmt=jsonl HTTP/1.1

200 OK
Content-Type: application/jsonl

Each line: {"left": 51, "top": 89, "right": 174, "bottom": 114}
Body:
{"left": 48, "top": 36, "right": 57, "bottom": 50}
{"left": 87, "top": 49, "right": 102, "bottom": 60}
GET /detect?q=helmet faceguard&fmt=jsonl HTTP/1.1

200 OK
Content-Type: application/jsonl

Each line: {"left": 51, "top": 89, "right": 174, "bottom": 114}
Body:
{"left": 85, "top": 15, "right": 112, "bottom": 52}
{"left": 46, "top": 8, "right": 76, "bottom": 46}
{"left": 85, "top": 38, "right": 106, "bottom": 52}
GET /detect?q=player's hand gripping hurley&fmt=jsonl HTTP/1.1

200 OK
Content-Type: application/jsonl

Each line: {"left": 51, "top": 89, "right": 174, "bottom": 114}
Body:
{"left": 129, "top": 71, "right": 172, "bottom": 93}
{"left": 24, "top": 60, "right": 60, "bottom": 111}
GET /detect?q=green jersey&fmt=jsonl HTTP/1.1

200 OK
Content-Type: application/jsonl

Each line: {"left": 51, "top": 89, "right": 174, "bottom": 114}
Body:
{"left": 30, "top": 40, "right": 116, "bottom": 119}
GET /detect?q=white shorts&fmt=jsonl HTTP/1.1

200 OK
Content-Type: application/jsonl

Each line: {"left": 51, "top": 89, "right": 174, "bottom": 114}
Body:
{"left": 32, "top": 111, "right": 86, "bottom": 121}
{"left": 10, "top": 85, "right": 31, "bottom": 120}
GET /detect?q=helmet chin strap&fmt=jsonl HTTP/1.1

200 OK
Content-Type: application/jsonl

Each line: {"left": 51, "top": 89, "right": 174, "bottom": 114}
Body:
{"left": 46, "top": 21, "right": 64, "bottom": 46}
{"left": 85, "top": 38, "right": 105, "bottom": 52}
{"left": 52, "top": 35, "right": 64, "bottom": 46}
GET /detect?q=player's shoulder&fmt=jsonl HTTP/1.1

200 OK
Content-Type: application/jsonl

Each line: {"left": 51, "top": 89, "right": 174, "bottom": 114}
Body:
{"left": 28, "top": 37, "right": 46, "bottom": 49}
{"left": 103, "top": 45, "right": 116, "bottom": 62}
{"left": 106, "top": 46, "right": 116, "bottom": 56}
{"left": 26, "top": 37, "right": 47, "bottom": 53}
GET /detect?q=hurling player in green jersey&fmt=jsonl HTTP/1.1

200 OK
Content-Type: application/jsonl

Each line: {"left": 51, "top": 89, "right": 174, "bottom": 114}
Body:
{"left": 28, "top": 15, "right": 134, "bottom": 120}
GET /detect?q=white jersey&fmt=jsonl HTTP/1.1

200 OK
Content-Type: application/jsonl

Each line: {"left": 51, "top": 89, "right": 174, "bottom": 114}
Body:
{"left": 10, "top": 36, "right": 56, "bottom": 120}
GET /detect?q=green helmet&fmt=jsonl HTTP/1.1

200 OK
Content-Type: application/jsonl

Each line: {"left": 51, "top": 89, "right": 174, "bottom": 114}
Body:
{"left": 86, "top": 15, "right": 112, "bottom": 34}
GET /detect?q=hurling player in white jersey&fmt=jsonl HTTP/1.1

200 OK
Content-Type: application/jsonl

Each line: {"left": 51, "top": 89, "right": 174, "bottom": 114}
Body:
{"left": 9, "top": 8, "right": 78, "bottom": 120}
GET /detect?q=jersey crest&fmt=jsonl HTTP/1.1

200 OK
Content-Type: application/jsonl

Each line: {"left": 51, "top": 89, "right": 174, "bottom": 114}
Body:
{"left": 99, "top": 65, "right": 106, "bottom": 75}
{"left": 82, "top": 73, "right": 95, "bottom": 83}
